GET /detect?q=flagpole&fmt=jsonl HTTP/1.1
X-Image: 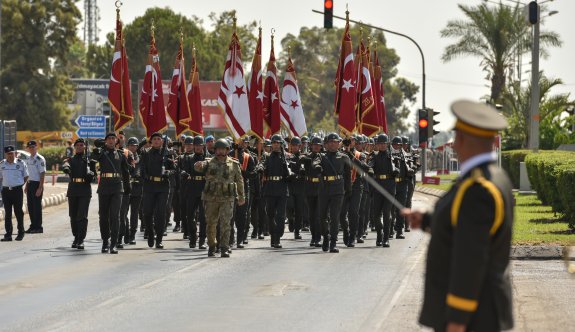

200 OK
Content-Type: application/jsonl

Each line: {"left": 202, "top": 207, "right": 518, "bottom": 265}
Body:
{"left": 312, "top": 8, "right": 428, "bottom": 179}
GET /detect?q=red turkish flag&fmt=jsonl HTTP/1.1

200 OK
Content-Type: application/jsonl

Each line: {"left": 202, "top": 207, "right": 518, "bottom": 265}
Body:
{"left": 373, "top": 51, "right": 388, "bottom": 134}
{"left": 166, "top": 39, "right": 191, "bottom": 137}
{"left": 139, "top": 32, "right": 167, "bottom": 138}
{"left": 360, "top": 45, "right": 380, "bottom": 137}
{"left": 263, "top": 37, "right": 281, "bottom": 137}
{"left": 334, "top": 20, "right": 356, "bottom": 136}
{"left": 108, "top": 13, "right": 133, "bottom": 132}
{"left": 356, "top": 39, "right": 376, "bottom": 137}
{"left": 247, "top": 29, "right": 264, "bottom": 140}
{"left": 186, "top": 48, "right": 203, "bottom": 135}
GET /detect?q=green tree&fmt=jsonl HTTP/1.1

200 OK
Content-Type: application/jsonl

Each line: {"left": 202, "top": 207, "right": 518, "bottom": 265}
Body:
{"left": 0, "top": 0, "right": 82, "bottom": 130}
{"left": 501, "top": 73, "right": 575, "bottom": 149}
{"left": 86, "top": 32, "right": 115, "bottom": 79}
{"left": 440, "top": 3, "right": 561, "bottom": 102}
{"left": 278, "top": 25, "right": 418, "bottom": 134}
{"left": 122, "top": 8, "right": 257, "bottom": 82}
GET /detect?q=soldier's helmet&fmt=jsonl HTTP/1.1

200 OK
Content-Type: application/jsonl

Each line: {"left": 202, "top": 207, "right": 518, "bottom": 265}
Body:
{"left": 376, "top": 133, "right": 389, "bottom": 144}
{"left": 290, "top": 136, "right": 302, "bottom": 145}
{"left": 391, "top": 136, "right": 403, "bottom": 145}
{"left": 326, "top": 132, "right": 342, "bottom": 142}
{"left": 264, "top": 139, "right": 272, "bottom": 146}
{"left": 301, "top": 136, "right": 309, "bottom": 143}
{"left": 310, "top": 136, "right": 323, "bottom": 145}
{"left": 368, "top": 138, "right": 375, "bottom": 145}
{"left": 401, "top": 136, "right": 409, "bottom": 145}
{"left": 127, "top": 137, "right": 139, "bottom": 146}
{"left": 271, "top": 134, "right": 283, "bottom": 143}
{"left": 182, "top": 136, "right": 193, "bottom": 145}
{"left": 193, "top": 136, "right": 205, "bottom": 145}
{"left": 214, "top": 138, "right": 230, "bottom": 150}
{"left": 141, "top": 137, "right": 148, "bottom": 144}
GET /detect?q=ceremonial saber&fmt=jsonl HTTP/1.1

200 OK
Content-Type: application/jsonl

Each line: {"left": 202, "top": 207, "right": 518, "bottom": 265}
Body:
{"left": 343, "top": 157, "right": 405, "bottom": 210}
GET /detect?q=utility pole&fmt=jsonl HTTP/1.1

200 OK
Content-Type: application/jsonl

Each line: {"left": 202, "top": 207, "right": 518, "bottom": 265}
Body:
{"left": 528, "top": 1, "right": 540, "bottom": 152}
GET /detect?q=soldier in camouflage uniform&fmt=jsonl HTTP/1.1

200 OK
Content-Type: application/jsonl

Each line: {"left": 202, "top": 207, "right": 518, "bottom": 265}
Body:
{"left": 194, "top": 139, "right": 245, "bottom": 258}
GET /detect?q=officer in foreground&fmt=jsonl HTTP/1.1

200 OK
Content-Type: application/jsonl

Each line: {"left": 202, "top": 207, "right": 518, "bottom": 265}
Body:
{"left": 403, "top": 100, "right": 513, "bottom": 332}
{"left": 194, "top": 139, "right": 245, "bottom": 258}
{"left": 0, "top": 146, "right": 28, "bottom": 241}
{"left": 62, "top": 138, "right": 96, "bottom": 249}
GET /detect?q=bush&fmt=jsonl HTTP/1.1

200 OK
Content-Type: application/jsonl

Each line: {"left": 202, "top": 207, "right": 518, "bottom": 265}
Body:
{"left": 525, "top": 151, "right": 575, "bottom": 229}
{"left": 39, "top": 146, "right": 67, "bottom": 171}
{"left": 501, "top": 150, "right": 531, "bottom": 188}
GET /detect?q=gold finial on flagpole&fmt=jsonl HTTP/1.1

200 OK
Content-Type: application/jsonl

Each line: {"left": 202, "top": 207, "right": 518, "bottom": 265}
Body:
{"left": 151, "top": 19, "right": 156, "bottom": 39}
{"left": 271, "top": 28, "right": 275, "bottom": 47}
{"left": 258, "top": 21, "right": 262, "bottom": 37}
{"left": 233, "top": 15, "right": 237, "bottom": 33}
{"left": 345, "top": 3, "right": 350, "bottom": 23}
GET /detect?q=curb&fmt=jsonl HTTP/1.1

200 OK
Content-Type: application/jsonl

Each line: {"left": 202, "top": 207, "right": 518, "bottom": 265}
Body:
{"left": 0, "top": 192, "right": 67, "bottom": 221}
{"left": 415, "top": 185, "right": 445, "bottom": 198}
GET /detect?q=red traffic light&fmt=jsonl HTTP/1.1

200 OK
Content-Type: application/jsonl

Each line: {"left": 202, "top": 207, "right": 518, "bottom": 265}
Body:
{"left": 325, "top": 0, "right": 333, "bottom": 9}
{"left": 419, "top": 119, "right": 429, "bottom": 128}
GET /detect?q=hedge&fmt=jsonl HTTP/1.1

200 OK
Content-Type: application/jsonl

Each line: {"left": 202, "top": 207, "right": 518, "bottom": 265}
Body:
{"left": 525, "top": 151, "right": 575, "bottom": 228}
{"left": 501, "top": 150, "right": 531, "bottom": 188}
{"left": 39, "top": 146, "right": 67, "bottom": 171}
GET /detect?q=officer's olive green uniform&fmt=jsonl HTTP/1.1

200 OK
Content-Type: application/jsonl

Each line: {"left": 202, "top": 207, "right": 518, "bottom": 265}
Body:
{"left": 195, "top": 156, "right": 244, "bottom": 253}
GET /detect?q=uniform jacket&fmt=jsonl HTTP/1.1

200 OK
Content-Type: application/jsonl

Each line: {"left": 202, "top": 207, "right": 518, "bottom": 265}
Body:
{"left": 420, "top": 162, "right": 514, "bottom": 331}
{"left": 195, "top": 156, "right": 245, "bottom": 203}
{"left": 62, "top": 153, "right": 97, "bottom": 197}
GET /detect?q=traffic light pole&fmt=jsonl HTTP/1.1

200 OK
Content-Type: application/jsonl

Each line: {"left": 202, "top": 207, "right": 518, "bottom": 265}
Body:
{"left": 312, "top": 9, "right": 427, "bottom": 179}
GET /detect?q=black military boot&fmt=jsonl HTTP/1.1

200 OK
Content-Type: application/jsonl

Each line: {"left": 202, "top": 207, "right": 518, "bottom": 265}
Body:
{"left": 221, "top": 248, "right": 230, "bottom": 258}
{"left": 109, "top": 241, "right": 118, "bottom": 254}
{"left": 396, "top": 231, "right": 405, "bottom": 239}
{"left": 155, "top": 235, "right": 164, "bottom": 249}
{"left": 329, "top": 240, "right": 339, "bottom": 253}
{"left": 76, "top": 241, "right": 85, "bottom": 250}
{"left": 199, "top": 239, "right": 207, "bottom": 250}
{"left": 383, "top": 231, "right": 391, "bottom": 247}
{"left": 189, "top": 239, "right": 196, "bottom": 249}
{"left": 237, "top": 241, "right": 245, "bottom": 249}
{"left": 208, "top": 246, "right": 215, "bottom": 257}
{"left": 274, "top": 238, "right": 282, "bottom": 249}
{"left": 116, "top": 237, "right": 124, "bottom": 249}
{"left": 294, "top": 230, "right": 302, "bottom": 240}
{"left": 101, "top": 240, "right": 109, "bottom": 253}
{"left": 270, "top": 235, "right": 276, "bottom": 248}
{"left": 314, "top": 236, "right": 322, "bottom": 247}
{"left": 251, "top": 230, "right": 257, "bottom": 239}
{"left": 71, "top": 238, "right": 78, "bottom": 249}
{"left": 129, "top": 233, "right": 137, "bottom": 245}
{"left": 147, "top": 230, "right": 155, "bottom": 248}
{"left": 376, "top": 231, "right": 383, "bottom": 247}
{"left": 322, "top": 236, "right": 329, "bottom": 252}
{"left": 173, "top": 221, "right": 181, "bottom": 233}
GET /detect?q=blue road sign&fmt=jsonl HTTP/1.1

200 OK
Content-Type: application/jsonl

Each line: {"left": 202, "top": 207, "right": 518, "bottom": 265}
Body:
{"left": 75, "top": 115, "right": 106, "bottom": 128}
{"left": 76, "top": 128, "right": 106, "bottom": 139}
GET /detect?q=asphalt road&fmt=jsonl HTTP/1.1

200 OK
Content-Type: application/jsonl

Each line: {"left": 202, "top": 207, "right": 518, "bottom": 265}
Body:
{"left": 0, "top": 191, "right": 435, "bottom": 332}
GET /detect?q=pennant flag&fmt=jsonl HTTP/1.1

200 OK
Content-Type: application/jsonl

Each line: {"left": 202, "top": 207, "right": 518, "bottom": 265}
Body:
{"left": 373, "top": 50, "right": 388, "bottom": 134}
{"left": 263, "top": 34, "right": 281, "bottom": 137}
{"left": 280, "top": 53, "right": 307, "bottom": 137}
{"left": 247, "top": 27, "right": 264, "bottom": 140}
{"left": 109, "top": 10, "right": 133, "bottom": 132}
{"left": 334, "top": 15, "right": 356, "bottom": 136}
{"left": 139, "top": 26, "right": 167, "bottom": 138}
{"left": 166, "top": 34, "right": 192, "bottom": 137}
{"left": 217, "top": 30, "right": 251, "bottom": 139}
{"left": 187, "top": 46, "right": 203, "bottom": 135}
{"left": 357, "top": 39, "right": 377, "bottom": 137}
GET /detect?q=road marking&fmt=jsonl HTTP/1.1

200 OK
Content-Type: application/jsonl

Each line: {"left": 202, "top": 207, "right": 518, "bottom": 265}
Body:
{"left": 139, "top": 259, "right": 208, "bottom": 289}
{"left": 95, "top": 295, "right": 125, "bottom": 308}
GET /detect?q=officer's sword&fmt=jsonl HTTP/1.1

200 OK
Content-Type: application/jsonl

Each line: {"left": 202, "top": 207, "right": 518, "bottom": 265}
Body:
{"left": 343, "top": 157, "right": 406, "bottom": 210}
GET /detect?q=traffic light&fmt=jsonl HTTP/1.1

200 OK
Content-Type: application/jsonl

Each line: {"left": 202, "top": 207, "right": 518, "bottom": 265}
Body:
{"left": 324, "top": 0, "right": 333, "bottom": 29}
{"left": 418, "top": 108, "right": 429, "bottom": 146}
{"left": 428, "top": 108, "right": 440, "bottom": 138}
{"left": 528, "top": 1, "right": 539, "bottom": 25}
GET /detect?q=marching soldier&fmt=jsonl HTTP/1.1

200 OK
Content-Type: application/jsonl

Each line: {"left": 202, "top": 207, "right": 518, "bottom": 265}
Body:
{"left": 314, "top": 133, "right": 351, "bottom": 253}
{"left": 403, "top": 100, "right": 514, "bottom": 332}
{"left": 368, "top": 134, "right": 398, "bottom": 247}
{"left": 286, "top": 136, "right": 306, "bottom": 240}
{"left": 24, "top": 140, "right": 46, "bottom": 234}
{"left": 181, "top": 135, "right": 209, "bottom": 249}
{"left": 229, "top": 137, "right": 256, "bottom": 248}
{"left": 299, "top": 136, "right": 323, "bottom": 247}
{"left": 91, "top": 133, "right": 131, "bottom": 254}
{"left": 390, "top": 136, "right": 413, "bottom": 239}
{"left": 177, "top": 136, "right": 194, "bottom": 240}
{"left": 164, "top": 138, "right": 178, "bottom": 235}
{"left": 118, "top": 140, "right": 135, "bottom": 248}
{"left": 62, "top": 138, "right": 96, "bottom": 249}
{"left": 402, "top": 136, "right": 419, "bottom": 232}
{"left": 140, "top": 133, "right": 175, "bottom": 249}
{"left": 261, "top": 134, "right": 292, "bottom": 249}
{"left": 194, "top": 138, "right": 245, "bottom": 258}
{"left": 125, "top": 137, "right": 143, "bottom": 245}
{"left": 0, "top": 146, "right": 28, "bottom": 242}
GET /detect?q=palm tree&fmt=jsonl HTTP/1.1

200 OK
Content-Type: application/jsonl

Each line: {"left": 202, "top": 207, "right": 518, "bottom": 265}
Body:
{"left": 440, "top": 3, "right": 561, "bottom": 102}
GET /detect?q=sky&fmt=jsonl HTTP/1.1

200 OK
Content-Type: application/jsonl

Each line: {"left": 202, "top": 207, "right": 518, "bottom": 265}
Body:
{"left": 84, "top": 0, "right": 575, "bottom": 131}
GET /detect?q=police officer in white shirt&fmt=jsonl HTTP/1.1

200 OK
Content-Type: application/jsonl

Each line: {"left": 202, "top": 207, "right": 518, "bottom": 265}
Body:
{"left": 1, "top": 146, "right": 29, "bottom": 241}
{"left": 24, "top": 140, "right": 46, "bottom": 234}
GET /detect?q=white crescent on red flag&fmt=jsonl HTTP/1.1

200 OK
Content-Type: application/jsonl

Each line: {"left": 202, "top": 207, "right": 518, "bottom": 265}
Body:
{"left": 247, "top": 28, "right": 264, "bottom": 140}
{"left": 373, "top": 51, "right": 388, "bottom": 134}
{"left": 334, "top": 20, "right": 357, "bottom": 136}
{"left": 280, "top": 56, "right": 307, "bottom": 137}
{"left": 263, "top": 36, "right": 281, "bottom": 137}
{"left": 217, "top": 32, "right": 251, "bottom": 140}
{"left": 166, "top": 39, "right": 191, "bottom": 137}
{"left": 187, "top": 48, "right": 203, "bottom": 136}
{"left": 360, "top": 43, "right": 380, "bottom": 137}
{"left": 139, "top": 32, "right": 167, "bottom": 138}
{"left": 357, "top": 39, "right": 377, "bottom": 137}
{"left": 108, "top": 12, "right": 133, "bottom": 132}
